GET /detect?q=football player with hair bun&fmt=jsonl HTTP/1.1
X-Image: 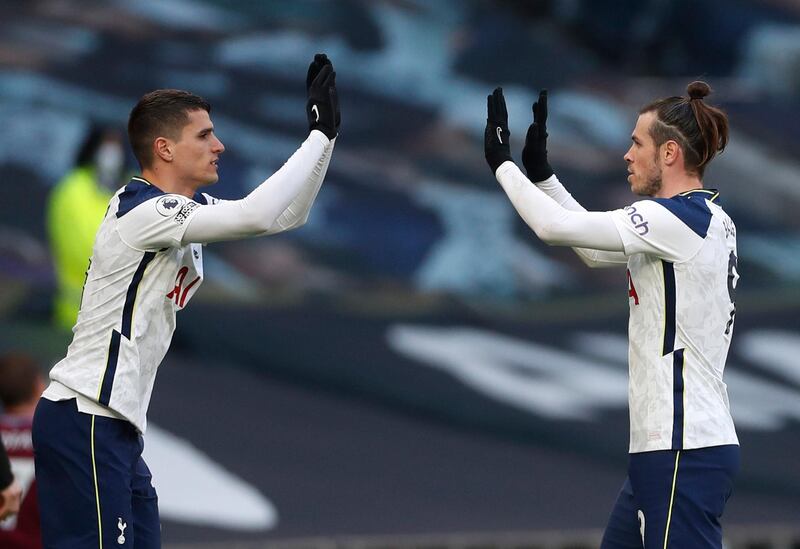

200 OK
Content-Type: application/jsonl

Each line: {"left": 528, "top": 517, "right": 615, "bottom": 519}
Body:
{"left": 485, "top": 81, "right": 738, "bottom": 549}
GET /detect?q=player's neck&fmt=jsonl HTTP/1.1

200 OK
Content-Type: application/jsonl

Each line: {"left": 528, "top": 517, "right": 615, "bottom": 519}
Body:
{"left": 140, "top": 167, "right": 199, "bottom": 199}
{"left": 655, "top": 171, "right": 703, "bottom": 199}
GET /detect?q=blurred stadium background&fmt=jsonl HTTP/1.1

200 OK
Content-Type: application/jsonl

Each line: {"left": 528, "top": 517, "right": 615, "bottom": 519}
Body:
{"left": 2, "top": 0, "right": 800, "bottom": 547}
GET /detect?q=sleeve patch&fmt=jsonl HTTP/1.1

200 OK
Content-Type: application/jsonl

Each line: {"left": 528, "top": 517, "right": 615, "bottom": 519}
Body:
{"left": 155, "top": 195, "right": 187, "bottom": 217}
{"left": 174, "top": 202, "right": 199, "bottom": 225}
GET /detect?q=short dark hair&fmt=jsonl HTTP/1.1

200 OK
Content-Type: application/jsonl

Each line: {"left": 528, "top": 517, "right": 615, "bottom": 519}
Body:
{"left": 127, "top": 89, "right": 211, "bottom": 169}
{"left": 640, "top": 81, "right": 729, "bottom": 178}
{"left": 0, "top": 353, "right": 41, "bottom": 409}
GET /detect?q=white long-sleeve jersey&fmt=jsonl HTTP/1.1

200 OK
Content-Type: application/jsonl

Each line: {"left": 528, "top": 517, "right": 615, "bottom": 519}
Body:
{"left": 496, "top": 162, "right": 739, "bottom": 453}
{"left": 44, "top": 131, "right": 334, "bottom": 432}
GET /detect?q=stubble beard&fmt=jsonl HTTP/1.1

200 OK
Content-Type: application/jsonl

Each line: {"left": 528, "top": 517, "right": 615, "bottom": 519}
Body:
{"left": 634, "top": 154, "right": 662, "bottom": 197}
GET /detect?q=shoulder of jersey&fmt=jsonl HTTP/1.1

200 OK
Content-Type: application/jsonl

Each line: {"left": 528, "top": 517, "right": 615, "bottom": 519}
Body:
{"left": 116, "top": 178, "right": 209, "bottom": 219}
{"left": 648, "top": 189, "right": 720, "bottom": 239}
{"left": 117, "top": 178, "right": 166, "bottom": 218}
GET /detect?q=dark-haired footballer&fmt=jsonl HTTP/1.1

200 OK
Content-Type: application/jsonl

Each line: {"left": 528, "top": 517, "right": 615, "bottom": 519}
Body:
{"left": 32, "top": 54, "right": 339, "bottom": 548}
{"left": 484, "top": 82, "right": 738, "bottom": 548}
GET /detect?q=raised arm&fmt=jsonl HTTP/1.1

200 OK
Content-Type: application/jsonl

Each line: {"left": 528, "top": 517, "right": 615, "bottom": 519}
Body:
{"left": 182, "top": 130, "right": 334, "bottom": 243}
{"left": 534, "top": 175, "right": 629, "bottom": 267}
{"left": 184, "top": 54, "right": 339, "bottom": 243}
{"left": 119, "top": 54, "right": 340, "bottom": 250}
{"left": 485, "top": 87, "right": 624, "bottom": 253}
{"left": 520, "top": 89, "right": 627, "bottom": 267}
{"left": 494, "top": 160, "right": 625, "bottom": 251}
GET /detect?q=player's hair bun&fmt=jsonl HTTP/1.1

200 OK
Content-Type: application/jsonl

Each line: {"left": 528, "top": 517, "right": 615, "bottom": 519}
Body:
{"left": 687, "top": 80, "right": 711, "bottom": 100}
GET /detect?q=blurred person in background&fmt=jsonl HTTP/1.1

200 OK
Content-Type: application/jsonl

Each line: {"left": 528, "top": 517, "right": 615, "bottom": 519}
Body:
{"left": 0, "top": 442, "right": 22, "bottom": 523}
{"left": 485, "top": 82, "right": 737, "bottom": 548}
{"left": 32, "top": 53, "right": 339, "bottom": 549}
{"left": 47, "top": 126, "right": 127, "bottom": 331}
{"left": 0, "top": 353, "right": 44, "bottom": 548}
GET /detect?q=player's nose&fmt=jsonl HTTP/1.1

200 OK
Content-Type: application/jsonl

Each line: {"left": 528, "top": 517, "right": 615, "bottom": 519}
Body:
{"left": 213, "top": 136, "right": 225, "bottom": 154}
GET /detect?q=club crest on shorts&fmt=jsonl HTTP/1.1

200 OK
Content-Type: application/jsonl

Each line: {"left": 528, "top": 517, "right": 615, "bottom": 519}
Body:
{"left": 117, "top": 517, "right": 127, "bottom": 544}
{"left": 156, "top": 195, "right": 185, "bottom": 217}
{"left": 637, "top": 509, "right": 645, "bottom": 543}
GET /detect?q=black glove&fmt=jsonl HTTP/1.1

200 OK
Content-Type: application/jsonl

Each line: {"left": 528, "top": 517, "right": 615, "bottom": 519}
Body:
{"left": 522, "top": 90, "right": 553, "bottom": 182}
{"left": 485, "top": 87, "right": 513, "bottom": 174}
{"left": 306, "top": 53, "right": 339, "bottom": 139}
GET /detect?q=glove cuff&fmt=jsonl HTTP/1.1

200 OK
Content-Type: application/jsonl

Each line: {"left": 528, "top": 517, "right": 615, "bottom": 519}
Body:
{"left": 526, "top": 162, "right": 554, "bottom": 183}
{"left": 487, "top": 153, "right": 513, "bottom": 174}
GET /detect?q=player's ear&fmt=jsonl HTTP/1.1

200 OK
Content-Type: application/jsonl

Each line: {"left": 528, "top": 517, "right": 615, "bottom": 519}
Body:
{"left": 662, "top": 140, "right": 680, "bottom": 167}
{"left": 153, "top": 137, "right": 174, "bottom": 163}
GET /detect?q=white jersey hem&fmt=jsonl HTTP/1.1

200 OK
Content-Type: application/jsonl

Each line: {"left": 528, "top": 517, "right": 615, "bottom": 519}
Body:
{"left": 42, "top": 380, "right": 129, "bottom": 422}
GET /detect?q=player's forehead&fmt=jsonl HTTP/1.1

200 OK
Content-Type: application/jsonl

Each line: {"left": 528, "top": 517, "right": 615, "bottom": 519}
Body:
{"left": 631, "top": 111, "right": 656, "bottom": 142}
{"left": 180, "top": 108, "right": 214, "bottom": 134}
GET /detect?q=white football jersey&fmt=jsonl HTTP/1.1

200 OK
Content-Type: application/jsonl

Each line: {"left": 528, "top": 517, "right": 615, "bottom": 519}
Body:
{"left": 610, "top": 189, "right": 739, "bottom": 452}
{"left": 45, "top": 177, "right": 209, "bottom": 432}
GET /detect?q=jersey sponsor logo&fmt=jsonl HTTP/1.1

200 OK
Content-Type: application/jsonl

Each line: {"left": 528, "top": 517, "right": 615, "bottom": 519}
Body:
{"left": 156, "top": 195, "right": 186, "bottom": 217}
{"left": 624, "top": 205, "right": 649, "bottom": 235}
{"left": 175, "top": 202, "right": 199, "bottom": 225}
{"left": 167, "top": 266, "right": 201, "bottom": 308}
{"left": 627, "top": 269, "right": 639, "bottom": 305}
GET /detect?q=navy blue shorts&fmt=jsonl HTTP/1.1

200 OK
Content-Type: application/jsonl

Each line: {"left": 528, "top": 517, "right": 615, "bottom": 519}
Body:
{"left": 32, "top": 398, "right": 160, "bottom": 549}
{"left": 601, "top": 445, "right": 739, "bottom": 549}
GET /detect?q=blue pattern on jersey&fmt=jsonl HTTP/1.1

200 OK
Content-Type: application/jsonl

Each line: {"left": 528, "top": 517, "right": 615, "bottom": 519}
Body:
{"left": 672, "top": 349, "right": 685, "bottom": 450}
{"left": 116, "top": 178, "right": 208, "bottom": 217}
{"left": 650, "top": 189, "right": 719, "bottom": 239}
{"left": 116, "top": 178, "right": 164, "bottom": 218}
{"left": 661, "top": 261, "right": 676, "bottom": 356}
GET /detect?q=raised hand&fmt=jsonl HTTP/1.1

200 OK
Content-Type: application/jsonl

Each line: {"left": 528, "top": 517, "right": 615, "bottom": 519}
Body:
{"left": 485, "top": 87, "right": 512, "bottom": 173}
{"left": 306, "top": 53, "right": 339, "bottom": 139}
{"left": 522, "top": 90, "right": 553, "bottom": 182}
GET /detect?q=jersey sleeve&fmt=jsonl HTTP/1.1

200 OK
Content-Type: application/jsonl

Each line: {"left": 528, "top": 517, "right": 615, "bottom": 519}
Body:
{"left": 495, "top": 161, "right": 625, "bottom": 251}
{"left": 117, "top": 194, "right": 202, "bottom": 251}
{"left": 536, "top": 174, "right": 628, "bottom": 268}
{"left": 181, "top": 130, "right": 332, "bottom": 244}
{"left": 609, "top": 199, "right": 706, "bottom": 262}
{"left": 200, "top": 192, "right": 221, "bottom": 206}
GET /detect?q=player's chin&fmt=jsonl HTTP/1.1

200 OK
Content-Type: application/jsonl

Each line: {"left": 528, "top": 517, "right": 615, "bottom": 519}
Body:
{"left": 202, "top": 172, "right": 220, "bottom": 185}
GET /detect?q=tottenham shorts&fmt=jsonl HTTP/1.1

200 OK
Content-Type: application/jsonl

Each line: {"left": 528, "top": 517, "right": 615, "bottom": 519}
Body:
{"left": 32, "top": 398, "right": 160, "bottom": 549}
{"left": 601, "top": 445, "right": 739, "bottom": 549}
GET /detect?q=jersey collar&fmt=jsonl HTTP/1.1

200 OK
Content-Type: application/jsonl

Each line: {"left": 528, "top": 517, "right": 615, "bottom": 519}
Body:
{"left": 677, "top": 188, "right": 720, "bottom": 204}
{"left": 130, "top": 175, "right": 153, "bottom": 186}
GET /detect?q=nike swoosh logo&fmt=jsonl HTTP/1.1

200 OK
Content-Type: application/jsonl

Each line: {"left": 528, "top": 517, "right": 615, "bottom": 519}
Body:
{"left": 312, "top": 104, "right": 320, "bottom": 122}
{"left": 496, "top": 126, "right": 503, "bottom": 144}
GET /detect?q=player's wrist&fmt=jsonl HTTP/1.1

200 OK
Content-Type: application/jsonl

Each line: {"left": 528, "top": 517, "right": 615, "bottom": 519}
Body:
{"left": 526, "top": 162, "right": 554, "bottom": 183}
